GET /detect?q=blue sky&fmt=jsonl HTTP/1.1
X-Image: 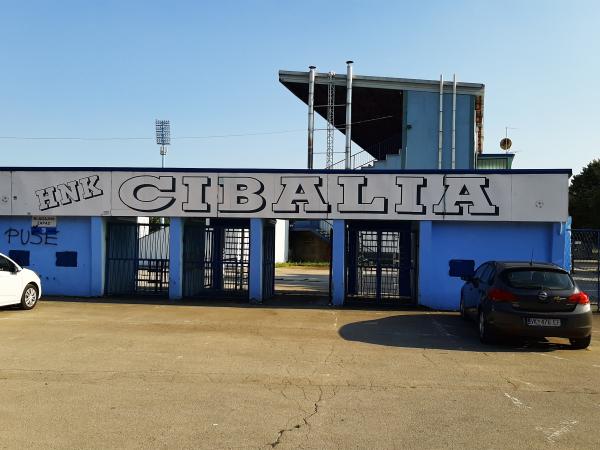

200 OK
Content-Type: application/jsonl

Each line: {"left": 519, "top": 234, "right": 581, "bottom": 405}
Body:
{"left": 0, "top": 0, "right": 598, "bottom": 175}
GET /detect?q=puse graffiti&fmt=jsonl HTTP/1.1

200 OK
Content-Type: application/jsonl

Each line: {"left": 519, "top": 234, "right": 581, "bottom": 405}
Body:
{"left": 4, "top": 228, "right": 58, "bottom": 245}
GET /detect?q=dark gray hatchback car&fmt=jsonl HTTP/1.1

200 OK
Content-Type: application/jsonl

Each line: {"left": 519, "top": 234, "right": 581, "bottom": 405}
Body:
{"left": 458, "top": 261, "right": 592, "bottom": 349}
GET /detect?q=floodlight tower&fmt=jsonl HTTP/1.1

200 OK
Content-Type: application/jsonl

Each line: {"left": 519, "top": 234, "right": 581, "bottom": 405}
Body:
{"left": 155, "top": 120, "right": 171, "bottom": 168}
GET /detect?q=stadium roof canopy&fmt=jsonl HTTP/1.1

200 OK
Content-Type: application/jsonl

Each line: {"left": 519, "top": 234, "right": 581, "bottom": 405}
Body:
{"left": 279, "top": 70, "right": 484, "bottom": 161}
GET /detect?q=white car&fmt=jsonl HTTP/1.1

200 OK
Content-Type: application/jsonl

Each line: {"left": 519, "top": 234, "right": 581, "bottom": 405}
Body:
{"left": 0, "top": 252, "right": 42, "bottom": 309}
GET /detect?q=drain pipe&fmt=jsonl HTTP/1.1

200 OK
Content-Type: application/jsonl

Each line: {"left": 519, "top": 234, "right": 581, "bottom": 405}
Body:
{"left": 345, "top": 60, "right": 353, "bottom": 170}
{"left": 438, "top": 75, "right": 444, "bottom": 169}
{"left": 451, "top": 74, "right": 457, "bottom": 169}
{"left": 476, "top": 95, "right": 484, "bottom": 155}
{"left": 307, "top": 65, "right": 316, "bottom": 170}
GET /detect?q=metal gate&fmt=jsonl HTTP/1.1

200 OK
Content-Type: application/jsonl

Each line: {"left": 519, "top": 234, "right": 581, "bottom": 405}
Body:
{"left": 262, "top": 221, "right": 276, "bottom": 299}
{"left": 571, "top": 229, "right": 600, "bottom": 309}
{"left": 347, "top": 221, "right": 415, "bottom": 303}
{"left": 182, "top": 221, "right": 214, "bottom": 295}
{"left": 183, "top": 219, "right": 250, "bottom": 297}
{"left": 105, "top": 222, "right": 170, "bottom": 296}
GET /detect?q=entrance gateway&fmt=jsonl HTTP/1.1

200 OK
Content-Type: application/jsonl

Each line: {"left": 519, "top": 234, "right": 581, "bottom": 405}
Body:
{"left": 182, "top": 219, "right": 251, "bottom": 298}
{"left": 347, "top": 221, "right": 415, "bottom": 303}
{"left": 0, "top": 168, "right": 569, "bottom": 306}
{"left": 105, "top": 221, "right": 170, "bottom": 297}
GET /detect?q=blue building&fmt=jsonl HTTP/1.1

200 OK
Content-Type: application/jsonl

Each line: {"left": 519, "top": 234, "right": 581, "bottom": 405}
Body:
{"left": 0, "top": 68, "right": 569, "bottom": 310}
{"left": 279, "top": 67, "right": 517, "bottom": 265}
{"left": 278, "top": 68, "right": 501, "bottom": 170}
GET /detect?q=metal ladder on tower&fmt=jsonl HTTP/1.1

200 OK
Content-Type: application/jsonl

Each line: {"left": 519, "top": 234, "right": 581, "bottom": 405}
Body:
{"left": 326, "top": 71, "right": 335, "bottom": 169}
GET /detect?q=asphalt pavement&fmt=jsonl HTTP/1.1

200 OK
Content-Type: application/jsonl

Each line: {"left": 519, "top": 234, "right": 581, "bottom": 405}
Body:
{"left": 0, "top": 298, "right": 599, "bottom": 449}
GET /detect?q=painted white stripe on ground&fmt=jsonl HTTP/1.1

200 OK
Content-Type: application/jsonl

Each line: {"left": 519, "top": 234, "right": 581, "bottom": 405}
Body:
{"left": 534, "top": 352, "right": 568, "bottom": 361}
{"left": 512, "top": 378, "right": 537, "bottom": 388}
{"left": 430, "top": 317, "right": 456, "bottom": 337}
{"left": 536, "top": 420, "right": 578, "bottom": 443}
{"left": 504, "top": 393, "right": 531, "bottom": 409}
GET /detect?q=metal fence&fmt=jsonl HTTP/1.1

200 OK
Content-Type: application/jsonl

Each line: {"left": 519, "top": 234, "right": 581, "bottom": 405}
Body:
{"left": 571, "top": 229, "right": 600, "bottom": 310}
{"left": 346, "top": 221, "right": 415, "bottom": 304}
{"left": 105, "top": 222, "right": 170, "bottom": 297}
{"left": 262, "top": 223, "right": 275, "bottom": 300}
{"left": 327, "top": 149, "right": 376, "bottom": 170}
{"left": 327, "top": 135, "right": 401, "bottom": 170}
{"left": 182, "top": 220, "right": 250, "bottom": 298}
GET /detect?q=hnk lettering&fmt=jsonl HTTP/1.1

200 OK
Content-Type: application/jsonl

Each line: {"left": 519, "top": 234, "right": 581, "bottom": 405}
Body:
{"left": 35, "top": 175, "right": 104, "bottom": 211}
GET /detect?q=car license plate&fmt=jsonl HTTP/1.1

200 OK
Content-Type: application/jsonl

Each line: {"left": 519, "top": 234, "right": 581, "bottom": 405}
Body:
{"left": 526, "top": 318, "right": 561, "bottom": 327}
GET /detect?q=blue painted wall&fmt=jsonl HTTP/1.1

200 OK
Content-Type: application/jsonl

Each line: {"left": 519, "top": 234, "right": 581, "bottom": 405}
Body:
{"left": 331, "top": 219, "right": 346, "bottom": 306}
{"left": 404, "top": 91, "right": 474, "bottom": 169}
{"left": 168, "top": 217, "right": 183, "bottom": 300}
{"left": 0, "top": 216, "right": 98, "bottom": 296}
{"left": 0, "top": 213, "right": 569, "bottom": 308}
{"left": 418, "top": 220, "right": 570, "bottom": 310}
{"left": 89, "top": 216, "right": 106, "bottom": 296}
{"left": 248, "top": 217, "right": 264, "bottom": 303}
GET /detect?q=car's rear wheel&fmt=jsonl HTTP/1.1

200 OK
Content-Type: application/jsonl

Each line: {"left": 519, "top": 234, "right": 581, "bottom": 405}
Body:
{"left": 569, "top": 335, "right": 591, "bottom": 350}
{"left": 20, "top": 284, "right": 39, "bottom": 310}
{"left": 460, "top": 296, "right": 468, "bottom": 320}
{"left": 479, "top": 310, "right": 495, "bottom": 344}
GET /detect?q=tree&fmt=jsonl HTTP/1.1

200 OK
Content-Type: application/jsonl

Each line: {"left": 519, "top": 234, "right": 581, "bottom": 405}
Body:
{"left": 149, "top": 216, "right": 170, "bottom": 233}
{"left": 569, "top": 159, "right": 600, "bottom": 229}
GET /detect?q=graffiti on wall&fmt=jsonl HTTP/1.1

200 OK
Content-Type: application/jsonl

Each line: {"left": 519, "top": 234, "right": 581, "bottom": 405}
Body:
{"left": 4, "top": 228, "right": 58, "bottom": 246}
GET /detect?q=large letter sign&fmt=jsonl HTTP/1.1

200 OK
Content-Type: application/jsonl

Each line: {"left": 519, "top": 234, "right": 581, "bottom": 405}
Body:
{"left": 337, "top": 176, "right": 386, "bottom": 214}
{"left": 219, "top": 177, "right": 265, "bottom": 213}
{"left": 3, "top": 170, "right": 568, "bottom": 222}
{"left": 394, "top": 177, "right": 427, "bottom": 215}
{"left": 272, "top": 176, "right": 329, "bottom": 213}
{"left": 35, "top": 175, "right": 105, "bottom": 211}
{"left": 182, "top": 176, "right": 211, "bottom": 213}
{"left": 433, "top": 176, "right": 498, "bottom": 216}
{"left": 119, "top": 176, "right": 176, "bottom": 212}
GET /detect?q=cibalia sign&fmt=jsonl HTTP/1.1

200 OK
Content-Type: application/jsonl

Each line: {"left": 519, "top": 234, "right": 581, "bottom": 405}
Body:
{"left": 0, "top": 169, "right": 569, "bottom": 222}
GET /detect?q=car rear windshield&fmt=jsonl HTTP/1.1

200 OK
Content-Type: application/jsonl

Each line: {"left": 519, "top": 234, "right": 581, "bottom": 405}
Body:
{"left": 502, "top": 269, "right": 573, "bottom": 290}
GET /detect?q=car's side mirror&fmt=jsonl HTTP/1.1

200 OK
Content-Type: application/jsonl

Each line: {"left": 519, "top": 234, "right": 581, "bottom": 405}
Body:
{"left": 10, "top": 265, "right": 21, "bottom": 274}
{"left": 461, "top": 275, "right": 473, "bottom": 282}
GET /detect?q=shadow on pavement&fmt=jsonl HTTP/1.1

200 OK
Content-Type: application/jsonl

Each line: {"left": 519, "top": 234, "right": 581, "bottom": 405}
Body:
{"left": 338, "top": 312, "right": 576, "bottom": 353}
{"left": 274, "top": 273, "right": 328, "bottom": 283}
{"left": 39, "top": 295, "right": 427, "bottom": 311}
{"left": 39, "top": 294, "right": 332, "bottom": 310}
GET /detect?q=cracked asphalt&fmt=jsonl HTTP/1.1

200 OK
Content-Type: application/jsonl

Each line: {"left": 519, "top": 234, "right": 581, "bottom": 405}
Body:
{"left": 0, "top": 300, "right": 599, "bottom": 449}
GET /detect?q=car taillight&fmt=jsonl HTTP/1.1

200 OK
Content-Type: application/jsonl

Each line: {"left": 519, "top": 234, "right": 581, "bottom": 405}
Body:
{"left": 488, "top": 288, "right": 517, "bottom": 302}
{"left": 568, "top": 292, "right": 590, "bottom": 304}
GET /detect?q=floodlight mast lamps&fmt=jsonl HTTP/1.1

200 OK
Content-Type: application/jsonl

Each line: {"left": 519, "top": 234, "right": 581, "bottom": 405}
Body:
{"left": 155, "top": 120, "right": 171, "bottom": 168}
